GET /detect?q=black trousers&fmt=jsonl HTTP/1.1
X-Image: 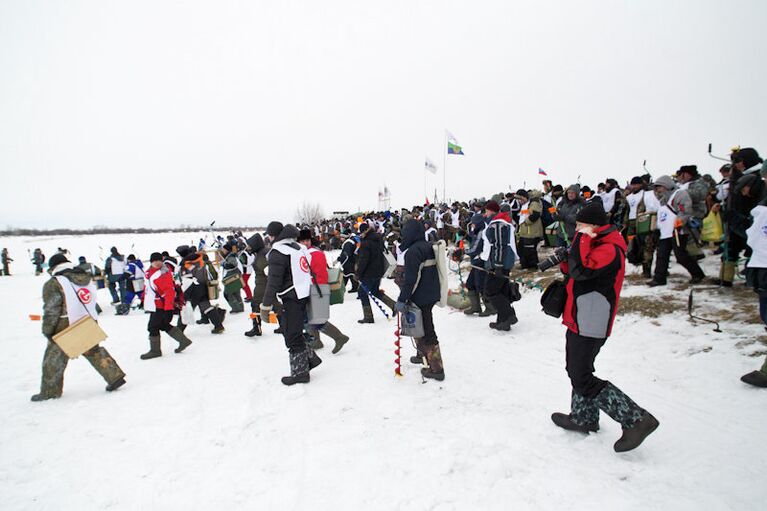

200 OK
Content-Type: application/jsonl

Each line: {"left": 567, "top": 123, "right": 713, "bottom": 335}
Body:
{"left": 565, "top": 330, "right": 607, "bottom": 398}
{"left": 280, "top": 297, "right": 308, "bottom": 354}
{"left": 466, "top": 267, "right": 486, "bottom": 292}
{"left": 148, "top": 310, "right": 174, "bottom": 336}
{"left": 725, "top": 231, "right": 751, "bottom": 262}
{"left": 484, "top": 270, "right": 514, "bottom": 321}
{"left": 518, "top": 237, "right": 540, "bottom": 269}
{"left": 420, "top": 302, "right": 439, "bottom": 346}
{"left": 653, "top": 233, "right": 704, "bottom": 283}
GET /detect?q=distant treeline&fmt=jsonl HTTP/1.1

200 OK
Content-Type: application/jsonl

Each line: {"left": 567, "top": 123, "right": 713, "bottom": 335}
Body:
{"left": 0, "top": 226, "right": 263, "bottom": 237}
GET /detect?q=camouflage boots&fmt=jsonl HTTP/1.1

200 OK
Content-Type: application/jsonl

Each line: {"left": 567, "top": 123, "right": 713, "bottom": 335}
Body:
{"left": 592, "top": 381, "right": 659, "bottom": 452}
{"left": 281, "top": 350, "right": 311, "bottom": 386}
{"left": 421, "top": 343, "right": 445, "bottom": 381}
{"left": 551, "top": 391, "right": 600, "bottom": 434}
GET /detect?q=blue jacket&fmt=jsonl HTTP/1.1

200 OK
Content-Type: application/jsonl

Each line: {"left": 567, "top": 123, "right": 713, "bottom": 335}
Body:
{"left": 397, "top": 220, "right": 440, "bottom": 307}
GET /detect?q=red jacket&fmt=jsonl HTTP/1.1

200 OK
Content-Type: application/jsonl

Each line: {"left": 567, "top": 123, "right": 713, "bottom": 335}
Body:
{"left": 560, "top": 225, "right": 626, "bottom": 339}
{"left": 308, "top": 247, "right": 329, "bottom": 285}
{"left": 146, "top": 266, "right": 176, "bottom": 311}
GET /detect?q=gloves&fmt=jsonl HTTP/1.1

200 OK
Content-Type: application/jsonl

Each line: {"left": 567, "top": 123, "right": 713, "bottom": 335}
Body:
{"left": 260, "top": 304, "right": 272, "bottom": 324}
{"left": 395, "top": 301, "right": 408, "bottom": 313}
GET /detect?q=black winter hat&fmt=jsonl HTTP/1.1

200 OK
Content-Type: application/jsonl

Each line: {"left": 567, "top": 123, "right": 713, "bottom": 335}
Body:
{"left": 630, "top": 176, "right": 643, "bottom": 185}
{"left": 298, "top": 229, "right": 313, "bottom": 242}
{"left": 515, "top": 189, "right": 529, "bottom": 198}
{"left": 358, "top": 223, "right": 369, "bottom": 233}
{"left": 150, "top": 252, "right": 163, "bottom": 262}
{"left": 48, "top": 253, "right": 69, "bottom": 270}
{"left": 733, "top": 147, "right": 763, "bottom": 169}
{"left": 266, "top": 221, "right": 284, "bottom": 237}
{"left": 78, "top": 256, "right": 86, "bottom": 263}
{"left": 575, "top": 201, "right": 608, "bottom": 226}
{"left": 677, "top": 165, "right": 698, "bottom": 177}
{"left": 110, "top": 247, "right": 118, "bottom": 255}
{"left": 176, "top": 245, "right": 192, "bottom": 258}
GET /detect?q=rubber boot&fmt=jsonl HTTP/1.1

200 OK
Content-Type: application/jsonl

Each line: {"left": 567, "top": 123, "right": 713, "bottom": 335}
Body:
{"left": 358, "top": 304, "right": 375, "bottom": 324}
{"left": 421, "top": 343, "right": 445, "bottom": 381}
{"left": 720, "top": 261, "right": 736, "bottom": 287}
{"left": 167, "top": 326, "right": 192, "bottom": 353}
{"left": 140, "top": 335, "right": 162, "bottom": 360}
{"left": 741, "top": 358, "right": 767, "bottom": 387}
{"left": 593, "top": 381, "right": 659, "bottom": 452}
{"left": 244, "top": 315, "right": 262, "bottom": 337}
{"left": 478, "top": 295, "right": 496, "bottom": 317}
{"left": 463, "top": 290, "right": 482, "bottom": 315}
{"left": 105, "top": 377, "right": 126, "bottom": 392}
{"left": 320, "top": 322, "right": 350, "bottom": 354}
{"left": 281, "top": 351, "right": 310, "bottom": 385}
{"left": 196, "top": 313, "right": 210, "bottom": 325}
{"left": 551, "top": 391, "right": 600, "bottom": 434}
{"left": 379, "top": 293, "right": 397, "bottom": 314}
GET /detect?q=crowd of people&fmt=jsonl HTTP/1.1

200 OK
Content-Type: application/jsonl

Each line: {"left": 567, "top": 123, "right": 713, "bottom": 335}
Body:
{"left": 20, "top": 145, "right": 767, "bottom": 454}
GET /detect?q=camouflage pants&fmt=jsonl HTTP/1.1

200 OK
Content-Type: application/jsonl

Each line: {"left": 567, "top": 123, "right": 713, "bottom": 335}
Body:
{"left": 39, "top": 340, "right": 125, "bottom": 398}
{"left": 627, "top": 221, "right": 655, "bottom": 275}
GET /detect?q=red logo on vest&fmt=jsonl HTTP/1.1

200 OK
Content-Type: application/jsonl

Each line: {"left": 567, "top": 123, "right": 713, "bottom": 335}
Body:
{"left": 299, "top": 256, "right": 310, "bottom": 273}
{"left": 77, "top": 288, "right": 93, "bottom": 304}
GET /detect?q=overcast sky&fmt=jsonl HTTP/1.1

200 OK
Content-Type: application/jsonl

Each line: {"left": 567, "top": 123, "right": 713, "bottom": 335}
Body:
{"left": 1, "top": 0, "right": 765, "bottom": 229}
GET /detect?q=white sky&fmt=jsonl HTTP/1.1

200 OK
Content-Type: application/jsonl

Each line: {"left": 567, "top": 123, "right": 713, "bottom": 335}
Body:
{"left": 1, "top": 0, "right": 765, "bottom": 229}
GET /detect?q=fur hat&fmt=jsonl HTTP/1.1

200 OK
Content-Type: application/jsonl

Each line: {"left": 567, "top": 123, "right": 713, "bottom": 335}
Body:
{"left": 48, "top": 253, "right": 69, "bottom": 271}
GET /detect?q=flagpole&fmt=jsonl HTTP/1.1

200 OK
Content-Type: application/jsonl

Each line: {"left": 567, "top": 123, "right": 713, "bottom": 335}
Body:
{"left": 442, "top": 131, "right": 447, "bottom": 204}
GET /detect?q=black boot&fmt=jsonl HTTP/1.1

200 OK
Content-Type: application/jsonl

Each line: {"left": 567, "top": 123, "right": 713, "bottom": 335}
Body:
{"left": 307, "top": 327, "right": 324, "bottom": 350}
{"left": 196, "top": 314, "right": 210, "bottom": 325}
{"left": 551, "top": 391, "right": 600, "bottom": 434}
{"left": 410, "top": 338, "right": 426, "bottom": 364}
{"left": 140, "top": 335, "right": 162, "bottom": 360}
{"left": 210, "top": 307, "right": 226, "bottom": 334}
{"left": 358, "top": 304, "right": 375, "bottom": 324}
{"left": 244, "top": 316, "right": 262, "bottom": 337}
{"left": 281, "top": 351, "right": 310, "bottom": 385}
{"left": 593, "top": 381, "right": 658, "bottom": 452}
{"left": 478, "top": 296, "right": 496, "bottom": 317}
{"left": 106, "top": 377, "right": 126, "bottom": 392}
{"left": 379, "top": 293, "right": 397, "bottom": 314}
{"left": 740, "top": 370, "right": 767, "bottom": 388}
{"left": 167, "top": 326, "right": 192, "bottom": 353}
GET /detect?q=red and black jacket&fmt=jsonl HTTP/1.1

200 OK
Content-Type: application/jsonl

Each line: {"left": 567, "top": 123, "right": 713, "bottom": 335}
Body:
{"left": 560, "top": 225, "right": 626, "bottom": 339}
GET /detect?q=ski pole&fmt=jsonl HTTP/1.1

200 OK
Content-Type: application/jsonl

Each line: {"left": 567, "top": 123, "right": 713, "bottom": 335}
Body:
{"left": 358, "top": 282, "right": 392, "bottom": 320}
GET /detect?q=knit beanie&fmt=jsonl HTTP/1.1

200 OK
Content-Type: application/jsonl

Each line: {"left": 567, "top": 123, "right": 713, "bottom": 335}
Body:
{"left": 266, "top": 221, "right": 284, "bottom": 237}
{"left": 575, "top": 201, "right": 607, "bottom": 226}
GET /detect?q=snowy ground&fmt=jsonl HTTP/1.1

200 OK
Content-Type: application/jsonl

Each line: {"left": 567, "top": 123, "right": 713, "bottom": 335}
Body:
{"left": 0, "top": 233, "right": 765, "bottom": 510}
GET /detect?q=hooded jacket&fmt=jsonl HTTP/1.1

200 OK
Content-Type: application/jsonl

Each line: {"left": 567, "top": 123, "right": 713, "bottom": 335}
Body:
{"left": 561, "top": 226, "right": 626, "bottom": 339}
{"left": 262, "top": 224, "right": 302, "bottom": 307}
{"left": 397, "top": 220, "right": 440, "bottom": 307}
{"left": 556, "top": 185, "right": 584, "bottom": 242}
{"left": 356, "top": 229, "right": 387, "bottom": 280}
{"left": 480, "top": 211, "right": 518, "bottom": 271}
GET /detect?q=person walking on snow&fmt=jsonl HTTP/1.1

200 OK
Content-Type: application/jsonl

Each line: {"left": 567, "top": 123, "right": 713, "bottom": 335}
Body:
{"left": 551, "top": 201, "right": 659, "bottom": 452}
{"left": 140, "top": 252, "right": 193, "bottom": 360}
{"left": 32, "top": 254, "right": 126, "bottom": 401}
{"left": 298, "top": 229, "right": 350, "bottom": 354}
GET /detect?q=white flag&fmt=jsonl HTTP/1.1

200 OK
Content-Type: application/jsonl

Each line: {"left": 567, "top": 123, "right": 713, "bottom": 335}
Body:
{"left": 425, "top": 157, "right": 438, "bottom": 174}
{"left": 445, "top": 129, "right": 459, "bottom": 144}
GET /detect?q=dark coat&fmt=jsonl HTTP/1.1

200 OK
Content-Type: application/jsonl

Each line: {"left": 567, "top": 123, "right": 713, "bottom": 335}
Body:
{"left": 356, "top": 229, "right": 386, "bottom": 280}
{"left": 397, "top": 220, "right": 440, "bottom": 307}
{"left": 262, "top": 224, "right": 301, "bottom": 307}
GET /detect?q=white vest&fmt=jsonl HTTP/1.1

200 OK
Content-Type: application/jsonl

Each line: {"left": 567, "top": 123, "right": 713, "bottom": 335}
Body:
{"left": 424, "top": 227, "right": 437, "bottom": 241}
{"left": 747, "top": 205, "right": 767, "bottom": 268}
{"left": 272, "top": 241, "right": 312, "bottom": 300}
{"left": 56, "top": 276, "right": 98, "bottom": 323}
{"left": 658, "top": 190, "right": 680, "bottom": 240}
{"left": 143, "top": 269, "right": 164, "bottom": 312}
{"left": 643, "top": 190, "right": 660, "bottom": 213}
{"left": 450, "top": 210, "right": 460, "bottom": 228}
{"left": 110, "top": 257, "right": 126, "bottom": 276}
{"left": 627, "top": 191, "right": 643, "bottom": 220}
{"left": 518, "top": 201, "right": 530, "bottom": 227}
{"left": 602, "top": 188, "right": 618, "bottom": 213}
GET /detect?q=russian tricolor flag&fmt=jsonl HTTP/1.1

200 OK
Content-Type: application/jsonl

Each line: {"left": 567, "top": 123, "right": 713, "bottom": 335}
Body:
{"left": 538, "top": 168, "right": 548, "bottom": 176}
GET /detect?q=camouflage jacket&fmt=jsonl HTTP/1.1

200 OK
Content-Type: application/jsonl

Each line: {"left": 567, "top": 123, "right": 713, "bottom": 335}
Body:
{"left": 42, "top": 268, "right": 92, "bottom": 338}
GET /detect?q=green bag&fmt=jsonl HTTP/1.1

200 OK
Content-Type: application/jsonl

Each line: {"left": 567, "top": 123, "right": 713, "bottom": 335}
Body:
{"left": 328, "top": 267, "right": 345, "bottom": 305}
{"left": 636, "top": 212, "right": 656, "bottom": 235}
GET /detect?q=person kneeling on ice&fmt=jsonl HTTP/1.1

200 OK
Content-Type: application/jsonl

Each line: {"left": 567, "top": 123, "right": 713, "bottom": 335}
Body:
{"left": 396, "top": 219, "right": 445, "bottom": 381}
{"left": 140, "top": 252, "right": 192, "bottom": 360}
{"left": 298, "top": 229, "right": 350, "bottom": 354}
{"left": 260, "top": 222, "right": 322, "bottom": 385}
{"left": 32, "top": 254, "right": 126, "bottom": 401}
{"left": 551, "top": 201, "right": 659, "bottom": 453}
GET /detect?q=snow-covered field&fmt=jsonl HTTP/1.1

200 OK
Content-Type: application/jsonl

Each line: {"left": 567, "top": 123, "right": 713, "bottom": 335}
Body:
{"left": 0, "top": 233, "right": 765, "bottom": 510}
